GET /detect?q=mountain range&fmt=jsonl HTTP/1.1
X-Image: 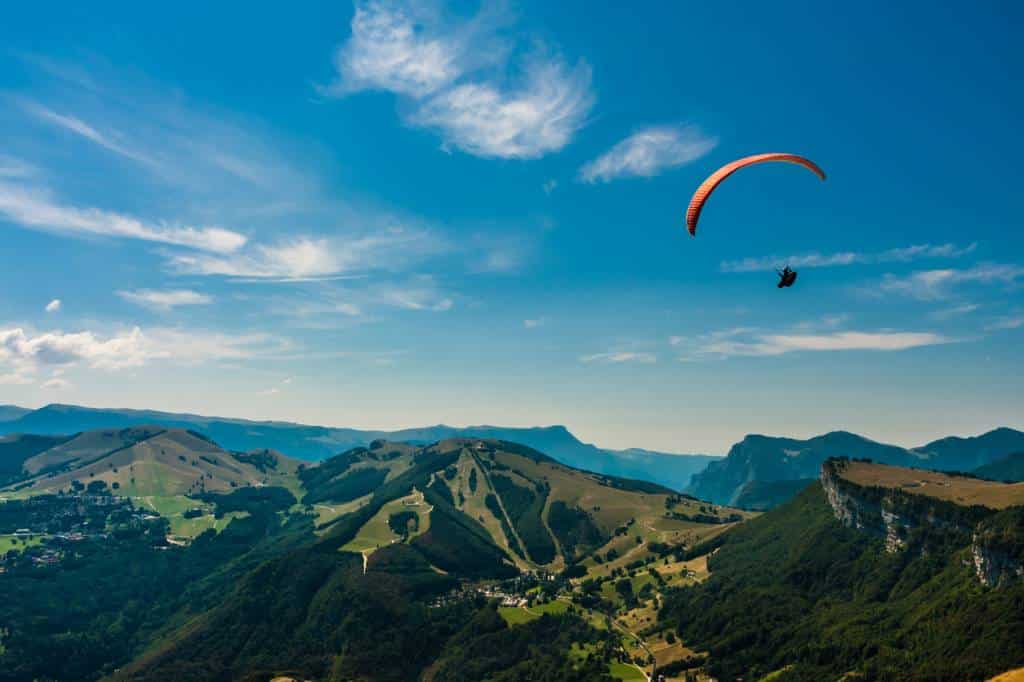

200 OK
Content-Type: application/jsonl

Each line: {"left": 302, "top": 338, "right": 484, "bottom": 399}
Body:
{"left": 0, "top": 428, "right": 748, "bottom": 681}
{"left": 2, "top": 412, "right": 1023, "bottom": 680}
{"left": 4, "top": 404, "right": 1022, "bottom": 511}
{"left": 0, "top": 403, "right": 717, "bottom": 492}
{"left": 687, "top": 427, "right": 1024, "bottom": 507}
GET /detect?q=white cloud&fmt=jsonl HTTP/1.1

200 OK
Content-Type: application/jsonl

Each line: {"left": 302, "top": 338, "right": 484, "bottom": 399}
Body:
{"left": 413, "top": 55, "right": 593, "bottom": 159}
{"left": 542, "top": 179, "right": 557, "bottom": 195}
{"left": 1, "top": 326, "right": 151, "bottom": 370}
{"left": 0, "top": 326, "right": 285, "bottom": 378}
{"left": 327, "top": 0, "right": 482, "bottom": 98}
{"left": 579, "top": 125, "right": 717, "bottom": 183}
{"left": 41, "top": 376, "right": 72, "bottom": 390}
{"left": 0, "top": 178, "right": 246, "bottom": 253}
{"left": 117, "top": 289, "right": 213, "bottom": 310}
{"left": 679, "top": 328, "right": 950, "bottom": 359}
{"left": 721, "top": 242, "right": 977, "bottom": 273}
{"left": 168, "top": 230, "right": 434, "bottom": 280}
{"left": 581, "top": 351, "right": 657, "bottom": 364}
{"left": 523, "top": 318, "right": 542, "bottom": 329}
{"left": 327, "top": 1, "right": 594, "bottom": 160}
{"left": 878, "top": 262, "right": 1024, "bottom": 300}
{"left": 44, "top": 299, "right": 61, "bottom": 313}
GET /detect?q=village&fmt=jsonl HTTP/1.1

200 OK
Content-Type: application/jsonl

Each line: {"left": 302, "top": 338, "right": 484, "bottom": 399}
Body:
{"left": 0, "top": 489, "right": 165, "bottom": 571}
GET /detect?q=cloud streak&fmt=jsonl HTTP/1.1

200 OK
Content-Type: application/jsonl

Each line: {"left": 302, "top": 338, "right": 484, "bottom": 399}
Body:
{"left": 168, "top": 228, "right": 437, "bottom": 281}
{"left": 581, "top": 351, "right": 657, "bottom": 364}
{"left": 0, "top": 177, "right": 246, "bottom": 253}
{"left": 721, "top": 243, "right": 977, "bottom": 273}
{"left": 117, "top": 289, "right": 213, "bottom": 310}
{"left": 579, "top": 125, "right": 717, "bottom": 183}
{"left": 21, "top": 100, "right": 156, "bottom": 167}
{"left": 878, "top": 262, "right": 1024, "bottom": 300}
{"left": 675, "top": 325, "right": 951, "bottom": 359}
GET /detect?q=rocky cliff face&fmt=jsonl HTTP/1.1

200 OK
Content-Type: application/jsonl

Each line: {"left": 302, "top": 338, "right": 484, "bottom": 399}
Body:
{"left": 820, "top": 459, "right": 1023, "bottom": 587}
{"left": 971, "top": 507, "right": 1024, "bottom": 587}
{"left": 821, "top": 461, "right": 924, "bottom": 552}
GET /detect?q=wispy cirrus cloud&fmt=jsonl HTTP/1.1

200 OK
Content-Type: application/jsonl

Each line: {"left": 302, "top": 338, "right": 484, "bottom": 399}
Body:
{"left": 929, "top": 302, "right": 980, "bottom": 320}
{"left": 117, "top": 289, "right": 213, "bottom": 310}
{"left": 581, "top": 351, "right": 657, "bottom": 364}
{"left": 673, "top": 324, "right": 951, "bottom": 359}
{"left": 579, "top": 125, "right": 717, "bottom": 183}
{"left": 877, "top": 262, "right": 1024, "bottom": 300}
{"left": 326, "top": 0, "right": 594, "bottom": 160}
{"left": 720, "top": 242, "right": 977, "bottom": 273}
{"left": 168, "top": 228, "right": 439, "bottom": 281}
{"left": 985, "top": 314, "right": 1024, "bottom": 331}
{"left": 0, "top": 176, "right": 246, "bottom": 253}
{"left": 19, "top": 100, "right": 156, "bottom": 167}
{"left": 260, "top": 275, "right": 454, "bottom": 323}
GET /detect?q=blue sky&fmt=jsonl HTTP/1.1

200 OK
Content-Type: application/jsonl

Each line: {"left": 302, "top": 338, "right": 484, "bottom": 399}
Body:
{"left": 1, "top": 1, "right": 1021, "bottom": 453}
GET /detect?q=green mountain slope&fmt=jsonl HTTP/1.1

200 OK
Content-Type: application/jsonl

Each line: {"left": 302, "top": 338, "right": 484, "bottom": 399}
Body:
{"left": 732, "top": 477, "right": 815, "bottom": 510}
{"left": 0, "top": 431, "right": 747, "bottom": 682}
{"left": 661, "top": 467, "right": 1024, "bottom": 681}
{"left": 0, "top": 433, "right": 71, "bottom": 485}
{"left": 4, "top": 427, "right": 302, "bottom": 497}
{"left": 302, "top": 438, "right": 745, "bottom": 573}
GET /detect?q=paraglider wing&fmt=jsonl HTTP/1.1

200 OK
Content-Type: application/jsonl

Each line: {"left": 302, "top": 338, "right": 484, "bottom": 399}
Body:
{"left": 686, "top": 153, "right": 826, "bottom": 236}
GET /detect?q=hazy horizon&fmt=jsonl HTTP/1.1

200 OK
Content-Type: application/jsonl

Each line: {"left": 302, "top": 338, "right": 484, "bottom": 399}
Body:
{"left": 4, "top": 398, "right": 1020, "bottom": 457}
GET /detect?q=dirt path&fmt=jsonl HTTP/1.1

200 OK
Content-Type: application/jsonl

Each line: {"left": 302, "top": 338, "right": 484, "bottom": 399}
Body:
{"left": 611, "top": 618, "right": 653, "bottom": 682}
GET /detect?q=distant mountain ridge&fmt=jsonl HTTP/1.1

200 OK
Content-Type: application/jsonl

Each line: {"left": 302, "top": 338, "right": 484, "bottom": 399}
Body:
{"left": 0, "top": 403, "right": 716, "bottom": 492}
{"left": 687, "top": 428, "right": 1024, "bottom": 506}
{"left": 974, "top": 452, "right": 1024, "bottom": 482}
{"left": 0, "top": 405, "right": 31, "bottom": 422}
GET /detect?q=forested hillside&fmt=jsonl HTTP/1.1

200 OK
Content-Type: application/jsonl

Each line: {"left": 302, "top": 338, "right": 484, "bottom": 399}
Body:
{"left": 661, "top": 470, "right": 1024, "bottom": 681}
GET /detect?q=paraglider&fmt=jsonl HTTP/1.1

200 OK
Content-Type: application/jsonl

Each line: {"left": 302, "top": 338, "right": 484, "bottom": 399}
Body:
{"left": 685, "top": 152, "right": 825, "bottom": 289}
{"left": 685, "top": 153, "right": 826, "bottom": 237}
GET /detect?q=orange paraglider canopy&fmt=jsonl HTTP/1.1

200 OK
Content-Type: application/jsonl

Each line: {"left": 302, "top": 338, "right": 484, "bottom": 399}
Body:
{"left": 686, "top": 153, "right": 826, "bottom": 236}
